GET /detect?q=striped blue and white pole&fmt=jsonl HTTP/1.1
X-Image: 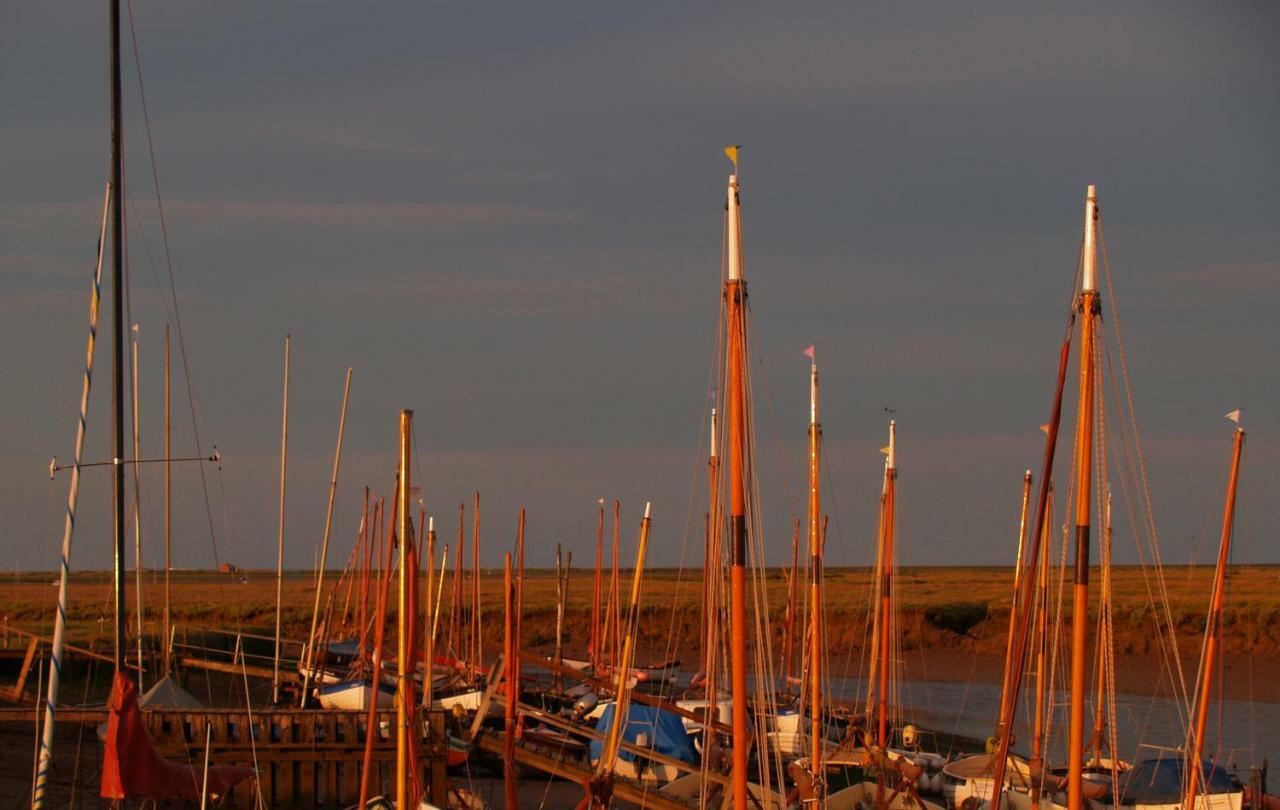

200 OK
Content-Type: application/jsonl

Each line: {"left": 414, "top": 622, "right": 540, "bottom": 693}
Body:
{"left": 33, "top": 183, "right": 111, "bottom": 809}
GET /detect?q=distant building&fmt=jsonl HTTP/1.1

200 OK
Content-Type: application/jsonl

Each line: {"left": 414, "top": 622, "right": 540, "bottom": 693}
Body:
{"left": 218, "top": 562, "right": 239, "bottom": 574}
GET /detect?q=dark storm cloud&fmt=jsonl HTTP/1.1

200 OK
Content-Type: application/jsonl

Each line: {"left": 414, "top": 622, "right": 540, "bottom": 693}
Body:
{"left": 1, "top": 2, "right": 1276, "bottom": 572}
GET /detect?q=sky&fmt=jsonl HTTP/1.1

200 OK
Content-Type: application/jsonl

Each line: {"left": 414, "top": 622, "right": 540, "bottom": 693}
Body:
{"left": 1, "top": 3, "right": 1277, "bottom": 574}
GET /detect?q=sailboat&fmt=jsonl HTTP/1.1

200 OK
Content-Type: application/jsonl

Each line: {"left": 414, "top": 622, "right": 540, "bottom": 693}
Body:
{"left": 35, "top": 2, "right": 255, "bottom": 803}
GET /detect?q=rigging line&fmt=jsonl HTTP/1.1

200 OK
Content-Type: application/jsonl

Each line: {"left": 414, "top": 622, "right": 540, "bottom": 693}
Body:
{"left": 1099, "top": 220, "right": 1192, "bottom": 722}
{"left": 652, "top": 274, "right": 725, "bottom": 708}
{"left": 123, "top": 0, "right": 223, "bottom": 571}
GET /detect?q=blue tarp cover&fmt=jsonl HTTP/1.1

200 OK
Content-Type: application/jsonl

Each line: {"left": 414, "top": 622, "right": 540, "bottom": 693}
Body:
{"left": 1119, "top": 757, "right": 1238, "bottom": 804}
{"left": 589, "top": 703, "right": 698, "bottom": 766}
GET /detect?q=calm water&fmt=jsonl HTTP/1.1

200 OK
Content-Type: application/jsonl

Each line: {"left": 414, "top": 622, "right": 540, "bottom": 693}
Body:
{"left": 829, "top": 676, "right": 1278, "bottom": 773}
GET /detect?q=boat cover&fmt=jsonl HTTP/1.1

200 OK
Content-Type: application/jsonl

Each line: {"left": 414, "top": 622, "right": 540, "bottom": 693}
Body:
{"left": 589, "top": 703, "right": 697, "bottom": 765}
{"left": 1118, "top": 757, "right": 1238, "bottom": 804}
{"left": 138, "top": 674, "right": 204, "bottom": 709}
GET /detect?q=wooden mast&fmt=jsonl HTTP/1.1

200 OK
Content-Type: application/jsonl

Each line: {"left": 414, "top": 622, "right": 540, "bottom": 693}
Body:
{"left": 473, "top": 491, "right": 482, "bottom": 675}
{"left": 705, "top": 407, "right": 722, "bottom": 763}
{"left": 359, "top": 491, "right": 395, "bottom": 808}
{"left": 609, "top": 501, "right": 621, "bottom": 676}
{"left": 396, "top": 410, "right": 413, "bottom": 810}
{"left": 1183, "top": 421, "right": 1246, "bottom": 810}
{"left": 782, "top": 518, "right": 799, "bottom": 691}
{"left": 996, "top": 470, "right": 1034, "bottom": 745}
{"left": 301, "top": 367, "right": 353, "bottom": 706}
{"left": 503, "top": 551, "right": 518, "bottom": 810}
{"left": 987, "top": 213, "right": 1080, "bottom": 810}
{"left": 1067, "top": 184, "right": 1100, "bottom": 810}
{"left": 806, "top": 348, "right": 824, "bottom": 788}
{"left": 272, "top": 335, "right": 290, "bottom": 704}
{"left": 723, "top": 151, "right": 752, "bottom": 810}
{"left": 592, "top": 502, "right": 604, "bottom": 674}
{"left": 130, "top": 324, "right": 144, "bottom": 690}
{"left": 1030, "top": 483, "right": 1054, "bottom": 810}
{"left": 878, "top": 421, "right": 897, "bottom": 751}
{"left": 452, "top": 502, "right": 464, "bottom": 660}
{"left": 163, "top": 323, "right": 171, "bottom": 675}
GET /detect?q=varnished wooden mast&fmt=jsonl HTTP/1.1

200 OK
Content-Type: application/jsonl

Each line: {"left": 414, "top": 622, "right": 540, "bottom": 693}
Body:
{"left": 163, "top": 324, "right": 172, "bottom": 675}
{"left": 723, "top": 159, "right": 752, "bottom": 810}
{"left": 272, "top": 335, "right": 290, "bottom": 705}
{"left": 1030, "top": 483, "right": 1054, "bottom": 810}
{"left": 996, "top": 470, "right": 1034, "bottom": 744}
{"left": 878, "top": 421, "right": 897, "bottom": 751}
{"left": 593, "top": 502, "right": 604, "bottom": 673}
{"left": 301, "top": 367, "right": 353, "bottom": 706}
{"left": 807, "top": 351, "right": 824, "bottom": 786}
{"left": 473, "top": 491, "right": 482, "bottom": 674}
{"left": 396, "top": 410, "right": 413, "bottom": 810}
{"left": 1183, "top": 423, "right": 1246, "bottom": 810}
{"left": 1067, "top": 184, "right": 1100, "bottom": 810}
{"left": 503, "top": 551, "right": 518, "bottom": 810}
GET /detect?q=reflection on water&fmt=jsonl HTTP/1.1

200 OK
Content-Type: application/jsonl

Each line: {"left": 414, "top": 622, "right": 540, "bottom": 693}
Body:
{"left": 828, "top": 676, "right": 1277, "bottom": 771}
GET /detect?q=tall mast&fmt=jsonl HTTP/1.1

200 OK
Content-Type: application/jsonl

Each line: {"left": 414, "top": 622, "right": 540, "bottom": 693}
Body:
{"left": 806, "top": 349, "right": 823, "bottom": 787}
{"left": 1184, "top": 421, "right": 1246, "bottom": 810}
{"left": 130, "top": 324, "right": 144, "bottom": 690}
{"left": 396, "top": 410, "right": 413, "bottom": 810}
{"left": 272, "top": 335, "right": 290, "bottom": 704}
{"left": 163, "top": 323, "right": 171, "bottom": 676}
{"left": 706, "top": 408, "right": 720, "bottom": 680}
{"left": 996, "top": 470, "right": 1034, "bottom": 744}
{"left": 33, "top": 182, "right": 111, "bottom": 810}
{"left": 1067, "top": 184, "right": 1100, "bottom": 810}
{"left": 110, "top": 0, "right": 127, "bottom": 679}
{"left": 878, "top": 421, "right": 897, "bottom": 751}
{"left": 723, "top": 152, "right": 752, "bottom": 810}
{"left": 472, "top": 491, "right": 481, "bottom": 674}
{"left": 1030, "top": 483, "right": 1054, "bottom": 810}
{"left": 593, "top": 502, "right": 603, "bottom": 673}
{"left": 300, "top": 367, "right": 353, "bottom": 706}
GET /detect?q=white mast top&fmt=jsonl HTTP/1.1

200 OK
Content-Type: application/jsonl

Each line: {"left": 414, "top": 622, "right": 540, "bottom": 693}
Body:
{"left": 428, "top": 516, "right": 434, "bottom": 533}
{"left": 727, "top": 174, "right": 743, "bottom": 281}
{"left": 887, "top": 420, "right": 897, "bottom": 471}
{"left": 710, "top": 407, "right": 718, "bottom": 458}
{"left": 644, "top": 501, "right": 652, "bottom": 519}
{"left": 1082, "top": 184, "right": 1098, "bottom": 293}
{"left": 810, "top": 354, "right": 819, "bottom": 425}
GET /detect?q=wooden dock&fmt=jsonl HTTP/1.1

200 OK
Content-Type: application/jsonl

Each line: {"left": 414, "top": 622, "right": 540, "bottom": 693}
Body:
{"left": 1, "top": 705, "right": 453, "bottom": 808}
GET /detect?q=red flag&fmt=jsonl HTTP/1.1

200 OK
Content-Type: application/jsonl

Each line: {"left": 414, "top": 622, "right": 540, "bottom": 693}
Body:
{"left": 101, "top": 671, "right": 255, "bottom": 800}
{"left": 803, "top": 343, "right": 816, "bottom": 360}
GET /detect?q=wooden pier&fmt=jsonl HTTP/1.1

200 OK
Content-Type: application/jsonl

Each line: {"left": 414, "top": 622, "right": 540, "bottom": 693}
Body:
{"left": 1, "top": 705, "right": 453, "bottom": 808}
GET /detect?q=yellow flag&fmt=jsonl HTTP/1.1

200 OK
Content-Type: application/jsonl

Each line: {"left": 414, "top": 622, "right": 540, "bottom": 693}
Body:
{"left": 879, "top": 446, "right": 891, "bottom": 456}
{"left": 724, "top": 145, "right": 740, "bottom": 170}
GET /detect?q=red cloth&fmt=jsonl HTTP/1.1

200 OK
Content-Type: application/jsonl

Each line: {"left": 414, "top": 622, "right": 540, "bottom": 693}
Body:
{"left": 100, "top": 671, "right": 256, "bottom": 800}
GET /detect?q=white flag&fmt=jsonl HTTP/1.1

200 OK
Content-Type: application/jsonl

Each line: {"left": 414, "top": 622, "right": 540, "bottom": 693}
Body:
{"left": 1225, "top": 409, "right": 1242, "bottom": 424}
